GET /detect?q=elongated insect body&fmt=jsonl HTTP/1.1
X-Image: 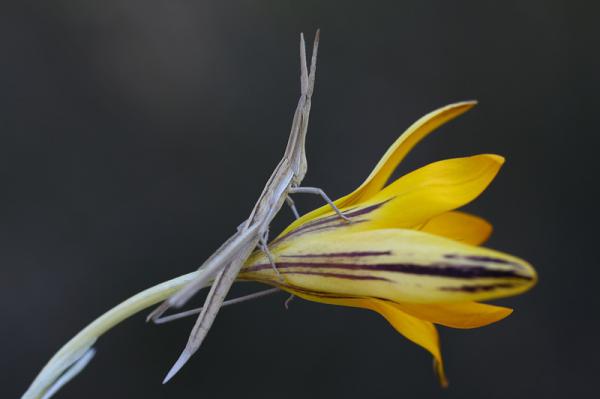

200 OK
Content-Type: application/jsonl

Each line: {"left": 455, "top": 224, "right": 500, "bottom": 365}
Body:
{"left": 150, "top": 30, "right": 350, "bottom": 382}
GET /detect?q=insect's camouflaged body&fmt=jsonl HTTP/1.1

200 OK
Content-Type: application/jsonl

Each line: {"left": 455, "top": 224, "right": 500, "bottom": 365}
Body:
{"left": 153, "top": 31, "right": 329, "bottom": 382}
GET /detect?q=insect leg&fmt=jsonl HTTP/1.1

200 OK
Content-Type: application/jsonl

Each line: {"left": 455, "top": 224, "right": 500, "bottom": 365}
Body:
{"left": 259, "top": 229, "right": 284, "bottom": 281}
{"left": 286, "top": 196, "right": 300, "bottom": 219}
{"left": 151, "top": 288, "right": 281, "bottom": 324}
{"left": 289, "top": 186, "right": 350, "bottom": 222}
{"left": 284, "top": 294, "right": 295, "bottom": 309}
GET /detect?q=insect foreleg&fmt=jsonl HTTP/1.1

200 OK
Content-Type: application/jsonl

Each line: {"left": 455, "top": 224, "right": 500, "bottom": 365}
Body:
{"left": 288, "top": 186, "right": 350, "bottom": 221}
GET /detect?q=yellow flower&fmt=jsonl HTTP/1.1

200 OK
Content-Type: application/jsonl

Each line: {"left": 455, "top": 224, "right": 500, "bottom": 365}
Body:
{"left": 24, "top": 101, "right": 536, "bottom": 399}
{"left": 238, "top": 101, "right": 537, "bottom": 386}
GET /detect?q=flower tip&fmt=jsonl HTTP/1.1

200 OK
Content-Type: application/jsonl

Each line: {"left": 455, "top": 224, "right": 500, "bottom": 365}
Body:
{"left": 448, "top": 100, "right": 478, "bottom": 113}
{"left": 525, "top": 261, "right": 539, "bottom": 287}
{"left": 506, "top": 257, "right": 537, "bottom": 296}
{"left": 434, "top": 359, "right": 449, "bottom": 388}
{"left": 483, "top": 153, "right": 505, "bottom": 165}
{"left": 461, "top": 99, "right": 478, "bottom": 107}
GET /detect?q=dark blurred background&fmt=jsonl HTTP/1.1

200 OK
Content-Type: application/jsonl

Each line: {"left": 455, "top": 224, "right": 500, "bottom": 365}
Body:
{"left": 2, "top": 1, "right": 598, "bottom": 398}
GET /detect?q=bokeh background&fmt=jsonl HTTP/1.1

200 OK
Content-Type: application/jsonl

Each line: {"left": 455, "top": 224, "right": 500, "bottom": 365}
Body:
{"left": 2, "top": 1, "right": 598, "bottom": 398}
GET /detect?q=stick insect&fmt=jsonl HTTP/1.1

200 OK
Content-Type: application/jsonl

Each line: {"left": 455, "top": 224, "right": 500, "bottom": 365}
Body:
{"left": 147, "top": 30, "right": 349, "bottom": 383}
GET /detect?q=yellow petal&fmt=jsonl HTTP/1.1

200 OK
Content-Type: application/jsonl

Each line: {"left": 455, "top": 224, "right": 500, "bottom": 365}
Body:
{"left": 280, "top": 101, "right": 477, "bottom": 236}
{"left": 240, "top": 228, "right": 536, "bottom": 304}
{"left": 364, "top": 299, "right": 448, "bottom": 387}
{"left": 419, "top": 211, "right": 493, "bottom": 246}
{"left": 276, "top": 155, "right": 501, "bottom": 238}
{"left": 362, "top": 154, "right": 504, "bottom": 229}
{"left": 279, "top": 155, "right": 502, "bottom": 241}
{"left": 349, "top": 101, "right": 477, "bottom": 202}
{"left": 395, "top": 302, "right": 513, "bottom": 329}
{"left": 288, "top": 292, "right": 447, "bottom": 387}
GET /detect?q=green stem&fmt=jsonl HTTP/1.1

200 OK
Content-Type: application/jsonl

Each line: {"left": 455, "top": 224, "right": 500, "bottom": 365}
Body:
{"left": 23, "top": 271, "right": 199, "bottom": 399}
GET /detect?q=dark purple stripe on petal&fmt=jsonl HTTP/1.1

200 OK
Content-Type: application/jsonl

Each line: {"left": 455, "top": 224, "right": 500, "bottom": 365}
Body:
{"left": 242, "top": 277, "right": 368, "bottom": 299}
{"left": 439, "top": 283, "right": 516, "bottom": 292}
{"left": 272, "top": 220, "right": 366, "bottom": 245}
{"left": 284, "top": 271, "right": 391, "bottom": 281}
{"left": 272, "top": 199, "right": 391, "bottom": 245}
{"left": 281, "top": 251, "right": 392, "bottom": 258}
{"left": 244, "top": 261, "right": 533, "bottom": 280}
{"left": 444, "top": 254, "right": 525, "bottom": 269}
{"left": 343, "top": 198, "right": 393, "bottom": 218}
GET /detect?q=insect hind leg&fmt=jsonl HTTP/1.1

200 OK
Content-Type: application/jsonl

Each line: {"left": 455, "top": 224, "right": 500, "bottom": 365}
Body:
{"left": 259, "top": 229, "right": 284, "bottom": 282}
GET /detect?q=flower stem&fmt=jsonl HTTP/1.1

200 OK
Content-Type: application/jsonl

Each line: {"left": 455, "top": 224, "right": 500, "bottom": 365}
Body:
{"left": 23, "top": 271, "right": 199, "bottom": 399}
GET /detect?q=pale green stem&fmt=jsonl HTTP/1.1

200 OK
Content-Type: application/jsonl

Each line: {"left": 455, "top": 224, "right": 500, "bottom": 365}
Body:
{"left": 22, "top": 271, "right": 200, "bottom": 399}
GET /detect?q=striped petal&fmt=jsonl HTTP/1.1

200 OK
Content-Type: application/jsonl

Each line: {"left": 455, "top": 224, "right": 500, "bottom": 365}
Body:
{"left": 277, "top": 155, "right": 502, "bottom": 242}
{"left": 395, "top": 302, "right": 513, "bottom": 329}
{"left": 418, "top": 211, "right": 493, "bottom": 246}
{"left": 280, "top": 101, "right": 477, "bottom": 236}
{"left": 240, "top": 228, "right": 536, "bottom": 304}
{"left": 288, "top": 292, "right": 447, "bottom": 387}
